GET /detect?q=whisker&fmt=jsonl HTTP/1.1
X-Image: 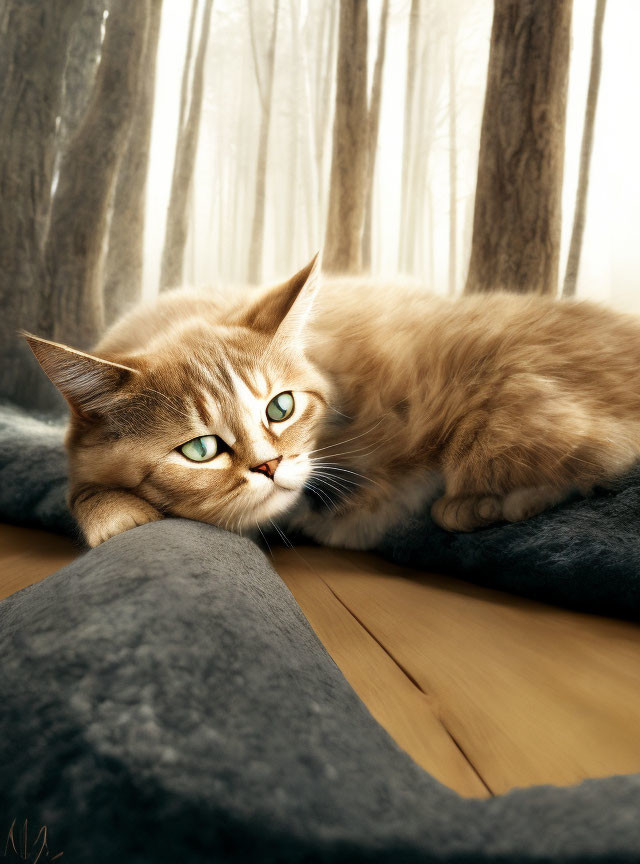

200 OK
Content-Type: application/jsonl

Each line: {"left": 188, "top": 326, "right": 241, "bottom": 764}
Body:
{"left": 234, "top": 508, "right": 248, "bottom": 536}
{"left": 312, "top": 463, "right": 383, "bottom": 489}
{"left": 269, "top": 519, "right": 293, "bottom": 548}
{"left": 311, "top": 471, "right": 358, "bottom": 493}
{"left": 326, "top": 404, "right": 353, "bottom": 420}
{"left": 312, "top": 463, "right": 374, "bottom": 480}
{"left": 305, "top": 482, "right": 338, "bottom": 512}
{"left": 308, "top": 443, "right": 382, "bottom": 462}
{"left": 312, "top": 467, "right": 358, "bottom": 483}
{"left": 256, "top": 521, "right": 273, "bottom": 556}
{"left": 311, "top": 474, "right": 353, "bottom": 499}
{"left": 305, "top": 417, "right": 387, "bottom": 457}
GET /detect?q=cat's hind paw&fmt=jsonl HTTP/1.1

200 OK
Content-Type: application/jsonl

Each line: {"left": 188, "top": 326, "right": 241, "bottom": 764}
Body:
{"left": 431, "top": 494, "right": 503, "bottom": 532}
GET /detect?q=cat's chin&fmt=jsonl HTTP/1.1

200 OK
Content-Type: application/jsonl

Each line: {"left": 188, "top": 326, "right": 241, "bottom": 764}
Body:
{"left": 253, "top": 486, "right": 301, "bottom": 525}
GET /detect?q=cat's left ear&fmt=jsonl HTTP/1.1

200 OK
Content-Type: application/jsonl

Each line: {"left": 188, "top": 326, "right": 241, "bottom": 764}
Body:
{"left": 239, "top": 252, "right": 321, "bottom": 346}
{"left": 22, "top": 332, "right": 139, "bottom": 417}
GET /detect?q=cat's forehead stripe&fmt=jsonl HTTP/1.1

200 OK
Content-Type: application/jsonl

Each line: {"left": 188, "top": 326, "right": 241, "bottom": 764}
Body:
{"left": 191, "top": 390, "right": 210, "bottom": 426}
{"left": 227, "top": 365, "right": 258, "bottom": 404}
{"left": 210, "top": 361, "right": 234, "bottom": 393}
{"left": 244, "top": 368, "right": 268, "bottom": 398}
{"left": 196, "top": 390, "right": 236, "bottom": 445}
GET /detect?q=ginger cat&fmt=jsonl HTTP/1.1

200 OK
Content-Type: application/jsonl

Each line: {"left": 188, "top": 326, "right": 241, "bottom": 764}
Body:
{"left": 25, "top": 255, "right": 640, "bottom": 549}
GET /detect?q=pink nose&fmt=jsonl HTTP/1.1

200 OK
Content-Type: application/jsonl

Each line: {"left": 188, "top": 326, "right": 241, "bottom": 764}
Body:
{"left": 250, "top": 456, "right": 281, "bottom": 480}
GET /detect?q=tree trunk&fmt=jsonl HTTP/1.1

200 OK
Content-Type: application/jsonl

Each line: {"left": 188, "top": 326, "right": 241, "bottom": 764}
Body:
{"left": 247, "top": 0, "right": 280, "bottom": 284}
{"left": 448, "top": 14, "right": 457, "bottom": 296}
{"left": 44, "top": 0, "right": 149, "bottom": 349}
{"left": 0, "top": 0, "right": 84, "bottom": 410}
{"left": 324, "top": 0, "right": 369, "bottom": 274}
{"left": 427, "top": 183, "right": 435, "bottom": 290}
{"left": 410, "top": 24, "right": 441, "bottom": 282}
{"left": 178, "top": 0, "right": 199, "bottom": 134}
{"left": 398, "top": 0, "right": 420, "bottom": 271}
{"left": 300, "top": 38, "right": 319, "bottom": 254}
{"left": 178, "top": 0, "right": 199, "bottom": 286}
{"left": 362, "top": 0, "right": 390, "bottom": 272}
{"left": 285, "top": 0, "right": 301, "bottom": 273}
{"left": 160, "top": 0, "right": 214, "bottom": 290}
{"left": 230, "top": 65, "right": 252, "bottom": 281}
{"left": 57, "top": 0, "right": 108, "bottom": 153}
{"left": 314, "top": 0, "right": 338, "bottom": 233}
{"left": 413, "top": 44, "right": 429, "bottom": 278}
{"left": 465, "top": 0, "right": 572, "bottom": 296}
{"left": 104, "top": 0, "right": 164, "bottom": 324}
{"left": 562, "top": 0, "right": 606, "bottom": 298}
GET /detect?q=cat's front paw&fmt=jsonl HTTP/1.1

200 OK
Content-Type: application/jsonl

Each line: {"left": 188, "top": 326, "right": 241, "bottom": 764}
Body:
{"left": 80, "top": 497, "right": 163, "bottom": 547}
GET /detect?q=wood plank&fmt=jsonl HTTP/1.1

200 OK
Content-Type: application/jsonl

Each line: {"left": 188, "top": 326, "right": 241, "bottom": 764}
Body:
{"left": 275, "top": 548, "right": 490, "bottom": 798}
{"left": 0, "top": 523, "right": 79, "bottom": 600}
{"left": 306, "top": 545, "right": 640, "bottom": 794}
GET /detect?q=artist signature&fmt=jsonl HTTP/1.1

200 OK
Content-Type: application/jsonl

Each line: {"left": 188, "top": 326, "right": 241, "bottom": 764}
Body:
{"left": 3, "top": 820, "right": 63, "bottom": 862}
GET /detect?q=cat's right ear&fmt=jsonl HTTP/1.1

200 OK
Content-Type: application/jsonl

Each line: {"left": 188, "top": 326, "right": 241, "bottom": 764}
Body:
{"left": 21, "top": 332, "right": 139, "bottom": 417}
{"left": 237, "top": 252, "right": 321, "bottom": 346}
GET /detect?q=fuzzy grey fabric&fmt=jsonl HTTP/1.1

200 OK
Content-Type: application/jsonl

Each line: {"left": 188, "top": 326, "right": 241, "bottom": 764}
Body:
{"left": 2, "top": 518, "right": 640, "bottom": 863}
{"left": 0, "top": 402, "right": 74, "bottom": 536}
{"left": 378, "top": 468, "right": 640, "bottom": 619}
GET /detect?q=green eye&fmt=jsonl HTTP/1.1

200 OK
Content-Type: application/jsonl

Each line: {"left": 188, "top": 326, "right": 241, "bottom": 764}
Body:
{"left": 179, "top": 435, "right": 219, "bottom": 462}
{"left": 266, "top": 391, "right": 295, "bottom": 423}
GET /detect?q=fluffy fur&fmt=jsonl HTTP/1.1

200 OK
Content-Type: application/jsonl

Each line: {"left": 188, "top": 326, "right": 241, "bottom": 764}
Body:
{"left": 25, "top": 256, "right": 640, "bottom": 548}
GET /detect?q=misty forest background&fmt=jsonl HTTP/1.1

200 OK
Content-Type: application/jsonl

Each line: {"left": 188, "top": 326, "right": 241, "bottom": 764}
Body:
{"left": 1, "top": 0, "right": 637, "bottom": 413}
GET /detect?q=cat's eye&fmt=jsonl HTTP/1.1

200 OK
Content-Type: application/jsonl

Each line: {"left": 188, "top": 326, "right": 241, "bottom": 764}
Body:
{"left": 179, "top": 435, "right": 219, "bottom": 462}
{"left": 266, "top": 391, "right": 295, "bottom": 422}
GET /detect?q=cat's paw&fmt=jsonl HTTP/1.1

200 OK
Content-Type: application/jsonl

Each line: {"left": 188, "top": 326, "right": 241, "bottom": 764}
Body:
{"left": 502, "top": 486, "right": 565, "bottom": 523}
{"left": 431, "top": 494, "right": 502, "bottom": 532}
{"left": 82, "top": 499, "right": 163, "bottom": 547}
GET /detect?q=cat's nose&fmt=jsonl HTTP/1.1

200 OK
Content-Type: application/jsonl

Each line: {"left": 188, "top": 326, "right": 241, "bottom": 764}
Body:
{"left": 250, "top": 456, "right": 282, "bottom": 480}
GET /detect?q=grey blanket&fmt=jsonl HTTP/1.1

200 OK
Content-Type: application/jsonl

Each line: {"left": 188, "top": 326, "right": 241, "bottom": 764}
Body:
{"left": 2, "top": 402, "right": 640, "bottom": 862}
{"left": 2, "top": 518, "right": 640, "bottom": 863}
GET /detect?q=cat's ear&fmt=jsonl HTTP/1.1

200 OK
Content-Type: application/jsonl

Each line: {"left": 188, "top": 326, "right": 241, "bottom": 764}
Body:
{"left": 239, "top": 252, "right": 321, "bottom": 345}
{"left": 22, "top": 332, "right": 139, "bottom": 417}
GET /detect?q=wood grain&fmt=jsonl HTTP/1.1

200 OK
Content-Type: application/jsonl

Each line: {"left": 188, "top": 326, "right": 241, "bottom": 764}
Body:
{"left": 292, "top": 546, "right": 640, "bottom": 794}
{"left": 276, "top": 548, "right": 489, "bottom": 797}
{"left": 0, "top": 523, "right": 79, "bottom": 600}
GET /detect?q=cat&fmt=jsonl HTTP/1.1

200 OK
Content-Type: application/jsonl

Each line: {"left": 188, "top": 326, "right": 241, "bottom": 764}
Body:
{"left": 24, "top": 253, "right": 640, "bottom": 549}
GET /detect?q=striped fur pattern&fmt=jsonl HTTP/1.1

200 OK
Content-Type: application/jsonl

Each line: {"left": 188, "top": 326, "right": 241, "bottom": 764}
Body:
{"left": 25, "top": 256, "right": 640, "bottom": 549}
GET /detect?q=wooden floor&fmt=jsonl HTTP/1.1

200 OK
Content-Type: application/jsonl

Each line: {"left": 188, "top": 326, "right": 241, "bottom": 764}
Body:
{"left": 2, "top": 523, "right": 640, "bottom": 798}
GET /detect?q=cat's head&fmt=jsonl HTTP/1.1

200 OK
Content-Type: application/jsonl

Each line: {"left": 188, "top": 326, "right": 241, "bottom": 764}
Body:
{"left": 24, "top": 255, "right": 333, "bottom": 533}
